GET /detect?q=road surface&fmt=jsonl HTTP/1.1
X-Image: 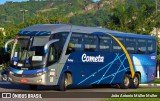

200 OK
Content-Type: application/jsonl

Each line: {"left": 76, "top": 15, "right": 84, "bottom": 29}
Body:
{"left": 0, "top": 82, "right": 159, "bottom": 101}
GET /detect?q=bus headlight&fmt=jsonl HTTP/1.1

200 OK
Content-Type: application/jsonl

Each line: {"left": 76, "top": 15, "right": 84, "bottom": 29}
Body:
{"left": 37, "top": 72, "right": 43, "bottom": 76}
{"left": 37, "top": 71, "right": 46, "bottom": 76}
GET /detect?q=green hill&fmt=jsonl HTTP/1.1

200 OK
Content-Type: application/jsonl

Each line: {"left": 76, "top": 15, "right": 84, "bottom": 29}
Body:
{"left": 0, "top": 0, "right": 93, "bottom": 26}
{"left": 0, "top": 0, "right": 159, "bottom": 34}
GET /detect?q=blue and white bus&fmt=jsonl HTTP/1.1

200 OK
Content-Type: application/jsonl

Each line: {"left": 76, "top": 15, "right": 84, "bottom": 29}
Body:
{"left": 5, "top": 24, "right": 156, "bottom": 90}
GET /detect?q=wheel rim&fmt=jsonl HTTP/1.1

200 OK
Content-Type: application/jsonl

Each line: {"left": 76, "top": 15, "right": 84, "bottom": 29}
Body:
{"left": 124, "top": 76, "right": 129, "bottom": 87}
{"left": 64, "top": 76, "right": 68, "bottom": 88}
{"left": 2, "top": 74, "right": 7, "bottom": 81}
{"left": 133, "top": 76, "right": 139, "bottom": 86}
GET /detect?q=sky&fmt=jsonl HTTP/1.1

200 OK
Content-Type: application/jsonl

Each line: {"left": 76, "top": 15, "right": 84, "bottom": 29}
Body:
{"left": 0, "top": 0, "right": 100, "bottom": 4}
{"left": 92, "top": 0, "right": 100, "bottom": 2}
{"left": 0, "top": 0, "right": 29, "bottom": 4}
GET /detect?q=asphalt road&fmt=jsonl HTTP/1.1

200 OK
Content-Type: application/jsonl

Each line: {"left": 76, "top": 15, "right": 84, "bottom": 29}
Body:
{"left": 0, "top": 82, "right": 159, "bottom": 101}
{"left": 0, "top": 82, "right": 138, "bottom": 92}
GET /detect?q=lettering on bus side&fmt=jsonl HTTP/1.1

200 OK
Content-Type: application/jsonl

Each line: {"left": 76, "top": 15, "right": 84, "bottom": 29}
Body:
{"left": 82, "top": 53, "right": 104, "bottom": 62}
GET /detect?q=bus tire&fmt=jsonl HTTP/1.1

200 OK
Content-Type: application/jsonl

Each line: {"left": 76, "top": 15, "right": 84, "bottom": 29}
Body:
{"left": 59, "top": 73, "right": 72, "bottom": 91}
{"left": 0, "top": 74, "right": 2, "bottom": 81}
{"left": 29, "top": 85, "right": 37, "bottom": 90}
{"left": 2, "top": 74, "right": 8, "bottom": 81}
{"left": 130, "top": 73, "right": 140, "bottom": 89}
{"left": 120, "top": 74, "right": 130, "bottom": 89}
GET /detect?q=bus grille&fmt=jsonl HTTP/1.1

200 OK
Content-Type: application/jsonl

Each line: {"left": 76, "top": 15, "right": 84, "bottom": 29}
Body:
{"left": 13, "top": 74, "right": 38, "bottom": 78}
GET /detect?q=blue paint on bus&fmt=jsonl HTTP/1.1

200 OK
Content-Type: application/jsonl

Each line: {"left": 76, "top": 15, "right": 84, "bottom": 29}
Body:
{"left": 9, "top": 66, "right": 48, "bottom": 75}
{"left": 18, "top": 31, "right": 51, "bottom": 36}
{"left": 57, "top": 31, "right": 156, "bottom": 85}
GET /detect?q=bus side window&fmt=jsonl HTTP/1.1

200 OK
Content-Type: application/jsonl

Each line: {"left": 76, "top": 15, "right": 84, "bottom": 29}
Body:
{"left": 66, "top": 33, "right": 82, "bottom": 55}
{"left": 137, "top": 39, "right": 146, "bottom": 54}
{"left": 112, "top": 37, "right": 124, "bottom": 53}
{"left": 84, "top": 35, "right": 97, "bottom": 52}
{"left": 125, "top": 38, "right": 136, "bottom": 54}
{"left": 48, "top": 42, "right": 59, "bottom": 65}
{"left": 147, "top": 40, "right": 156, "bottom": 54}
{"left": 48, "top": 47, "right": 55, "bottom": 63}
{"left": 99, "top": 35, "right": 111, "bottom": 52}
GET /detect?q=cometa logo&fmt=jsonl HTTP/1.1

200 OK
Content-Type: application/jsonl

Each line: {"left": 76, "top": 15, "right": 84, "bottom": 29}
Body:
{"left": 82, "top": 53, "right": 104, "bottom": 62}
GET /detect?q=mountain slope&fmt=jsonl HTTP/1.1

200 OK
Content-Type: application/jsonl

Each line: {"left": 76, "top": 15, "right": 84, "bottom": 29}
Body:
{"left": 0, "top": 0, "right": 92, "bottom": 26}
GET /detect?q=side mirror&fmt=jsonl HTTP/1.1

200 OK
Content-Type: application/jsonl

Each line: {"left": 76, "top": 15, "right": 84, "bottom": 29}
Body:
{"left": 44, "top": 39, "right": 59, "bottom": 54}
{"left": 4, "top": 39, "right": 14, "bottom": 52}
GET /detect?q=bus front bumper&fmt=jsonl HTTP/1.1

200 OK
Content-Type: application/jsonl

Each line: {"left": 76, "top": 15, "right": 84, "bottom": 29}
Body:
{"left": 8, "top": 71, "right": 57, "bottom": 86}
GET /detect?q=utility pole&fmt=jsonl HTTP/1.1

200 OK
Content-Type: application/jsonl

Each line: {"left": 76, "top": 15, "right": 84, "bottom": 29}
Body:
{"left": 20, "top": 10, "right": 28, "bottom": 23}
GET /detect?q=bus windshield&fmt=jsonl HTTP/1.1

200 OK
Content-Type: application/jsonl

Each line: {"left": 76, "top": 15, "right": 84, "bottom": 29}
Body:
{"left": 13, "top": 37, "right": 31, "bottom": 62}
{"left": 11, "top": 36, "right": 49, "bottom": 69}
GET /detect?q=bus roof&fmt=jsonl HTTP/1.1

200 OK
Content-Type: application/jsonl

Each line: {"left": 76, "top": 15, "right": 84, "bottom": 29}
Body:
{"left": 18, "top": 24, "right": 155, "bottom": 40}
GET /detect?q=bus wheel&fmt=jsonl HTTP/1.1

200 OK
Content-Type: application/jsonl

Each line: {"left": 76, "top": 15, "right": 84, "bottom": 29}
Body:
{"left": 2, "top": 74, "right": 8, "bottom": 81}
{"left": 59, "top": 73, "right": 72, "bottom": 91}
{"left": 29, "top": 85, "right": 37, "bottom": 90}
{"left": 120, "top": 74, "right": 130, "bottom": 89}
{"left": 130, "top": 74, "right": 140, "bottom": 89}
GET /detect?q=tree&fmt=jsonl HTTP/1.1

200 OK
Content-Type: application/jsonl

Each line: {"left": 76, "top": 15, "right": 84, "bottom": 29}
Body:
{"left": 0, "top": 30, "right": 5, "bottom": 48}
{"left": 108, "top": 0, "right": 156, "bottom": 34}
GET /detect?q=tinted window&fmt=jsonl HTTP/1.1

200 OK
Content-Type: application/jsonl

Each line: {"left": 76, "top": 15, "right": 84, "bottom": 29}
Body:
{"left": 125, "top": 38, "right": 136, "bottom": 54}
{"left": 31, "top": 36, "right": 50, "bottom": 56}
{"left": 147, "top": 40, "right": 156, "bottom": 54}
{"left": 137, "top": 39, "right": 146, "bottom": 54}
{"left": 84, "top": 34, "right": 97, "bottom": 52}
{"left": 66, "top": 33, "right": 82, "bottom": 54}
{"left": 33, "top": 36, "right": 49, "bottom": 46}
{"left": 99, "top": 35, "right": 111, "bottom": 52}
{"left": 49, "top": 32, "right": 69, "bottom": 63}
{"left": 112, "top": 37, "right": 124, "bottom": 53}
{"left": 48, "top": 42, "right": 60, "bottom": 65}
{"left": 51, "top": 32, "right": 68, "bottom": 50}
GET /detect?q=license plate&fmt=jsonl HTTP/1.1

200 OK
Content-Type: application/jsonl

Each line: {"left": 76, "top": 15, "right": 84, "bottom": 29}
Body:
{"left": 20, "top": 79, "right": 28, "bottom": 83}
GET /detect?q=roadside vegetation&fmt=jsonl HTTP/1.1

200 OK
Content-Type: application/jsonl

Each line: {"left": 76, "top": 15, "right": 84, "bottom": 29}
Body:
{"left": 151, "top": 78, "right": 160, "bottom": 84}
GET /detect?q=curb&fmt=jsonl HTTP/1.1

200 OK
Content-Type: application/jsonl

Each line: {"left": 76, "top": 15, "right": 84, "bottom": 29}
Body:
{"left": 139, "top": 84, "right": 160, "bottom": 87}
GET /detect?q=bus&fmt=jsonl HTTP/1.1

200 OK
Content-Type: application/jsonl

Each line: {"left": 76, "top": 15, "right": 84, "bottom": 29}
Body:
{"left": 5, "top": 24, "right": 156, "bottom": 91}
